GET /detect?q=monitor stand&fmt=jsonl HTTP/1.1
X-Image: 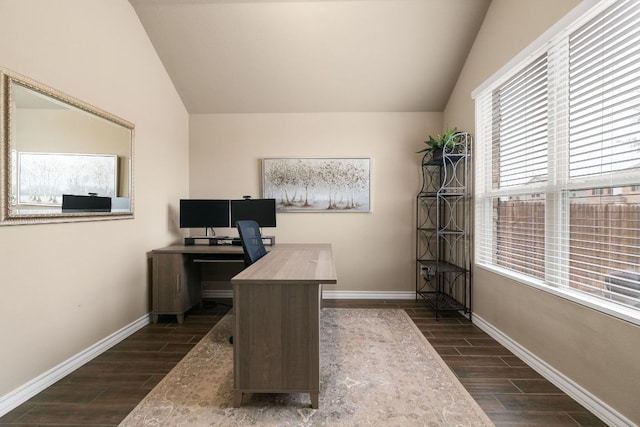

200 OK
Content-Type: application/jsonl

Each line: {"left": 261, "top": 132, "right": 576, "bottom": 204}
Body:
{"left": 184, "top": 236, "right": 275, "bottom": 246}
{"left": 184, "top": 236, "right": 228, "bottom": 246}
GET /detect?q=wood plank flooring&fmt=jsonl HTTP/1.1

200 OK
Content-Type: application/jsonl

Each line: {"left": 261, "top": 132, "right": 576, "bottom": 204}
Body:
{"left": 0, "top": 299, "right": 607, "bottom": 427}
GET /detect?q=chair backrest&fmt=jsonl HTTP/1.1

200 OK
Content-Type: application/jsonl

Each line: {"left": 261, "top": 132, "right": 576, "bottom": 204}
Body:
{"left": 235, "top": 220, "right": 267, "bottom": 266}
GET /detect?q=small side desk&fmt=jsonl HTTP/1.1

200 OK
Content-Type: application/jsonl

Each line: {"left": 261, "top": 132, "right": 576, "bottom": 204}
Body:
{"left": 151, "top": 244, "right": 245, "bottom": 324}
{"left": 231, "top": 243, "right": 337, "bottom": 409}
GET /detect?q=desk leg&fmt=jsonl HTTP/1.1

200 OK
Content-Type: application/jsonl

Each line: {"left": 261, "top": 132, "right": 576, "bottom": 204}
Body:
{"left": 310, "top": 391, "right": 318, "bottom": 409}
{"left": 233, "top": 391, "right": 243, "bottom": 407}
{"left": 176, "top": 313, "right": 184, "bottom": 324}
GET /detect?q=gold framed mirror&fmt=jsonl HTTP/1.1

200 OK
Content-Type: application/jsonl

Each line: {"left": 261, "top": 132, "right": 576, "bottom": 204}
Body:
{"left": 0, "top": 69, "right": 134, "bottom": 225}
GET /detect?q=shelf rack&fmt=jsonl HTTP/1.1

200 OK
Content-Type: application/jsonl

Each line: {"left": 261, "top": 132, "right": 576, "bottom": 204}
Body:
{"left": 416, "top": 132, "right": 472, "bottom": 320}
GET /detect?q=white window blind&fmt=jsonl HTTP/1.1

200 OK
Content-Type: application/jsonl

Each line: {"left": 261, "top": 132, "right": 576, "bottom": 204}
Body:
{"left": 475, "top": 0, "right": 640, "bottom": 321}
{"left": 494, "top": 54, "right": 549, "bottom": 189}
{"left": 568, "top": 0, "right": 640, "bottom": 180}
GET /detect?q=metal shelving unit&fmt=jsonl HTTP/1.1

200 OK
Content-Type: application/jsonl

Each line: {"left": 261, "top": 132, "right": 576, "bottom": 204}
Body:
{"left": 416, "top": 132, "right": 472, "bottom": 319}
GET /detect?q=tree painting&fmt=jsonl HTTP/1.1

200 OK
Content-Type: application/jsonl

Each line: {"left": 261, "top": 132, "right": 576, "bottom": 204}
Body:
{"left": 16, "top": 152, "right": 117, "bottom": 206}
{"left": 263, "top": 158, "right": 370, "bottom": 212}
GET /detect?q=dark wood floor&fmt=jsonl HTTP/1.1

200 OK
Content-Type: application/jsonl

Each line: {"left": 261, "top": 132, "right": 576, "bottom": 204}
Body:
{"left": 0, "top": 299, "right": 606, "bottom": 427}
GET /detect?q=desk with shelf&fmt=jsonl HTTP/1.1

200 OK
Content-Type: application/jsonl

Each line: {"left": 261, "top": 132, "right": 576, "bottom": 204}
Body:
{"left": 151, "top": 244, "right": 245, "bottom": 324}
{"left": 150, "top": 243, "right": 337, "bottom": 409}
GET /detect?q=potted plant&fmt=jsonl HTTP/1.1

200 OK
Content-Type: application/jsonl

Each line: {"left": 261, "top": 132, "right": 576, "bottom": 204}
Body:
{"left": 417, "top": 127, "right": 461, "bottom": 159}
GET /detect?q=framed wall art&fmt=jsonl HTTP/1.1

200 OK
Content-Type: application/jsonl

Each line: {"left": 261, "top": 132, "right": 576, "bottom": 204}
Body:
{"left": 16, "top": 152, "right": 118, "bottom": 206}
{"left": 262, "top": 157, "right": 370, "bottom": 212}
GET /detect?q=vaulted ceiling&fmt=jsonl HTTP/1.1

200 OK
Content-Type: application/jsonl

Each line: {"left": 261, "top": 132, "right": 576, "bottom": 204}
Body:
{"left": 129, "top": 0, "right": 491, "bottom": 114}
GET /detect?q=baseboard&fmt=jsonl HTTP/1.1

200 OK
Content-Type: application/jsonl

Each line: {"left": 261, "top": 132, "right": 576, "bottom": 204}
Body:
{"left": 203, "top": 289, "right": 416, "bottom": 300}
{"left": 9, "top": 299, "right": 627, "bottom": 424}
{"left": 0, "top": 313, "right": 150, "bottom": 418}
{"left": 472, "top": 314, "right": 636, "bottom": 427}
{"left": 321, "top": 290, "right": 415, "bottom": 299}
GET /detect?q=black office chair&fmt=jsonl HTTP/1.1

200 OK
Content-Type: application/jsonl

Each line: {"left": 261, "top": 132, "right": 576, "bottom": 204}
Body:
{"left": 236, "top": 220, "right": 267, "bottom": 267}
{"left": 230, "top": 220, "right": 267, "bottom": 345}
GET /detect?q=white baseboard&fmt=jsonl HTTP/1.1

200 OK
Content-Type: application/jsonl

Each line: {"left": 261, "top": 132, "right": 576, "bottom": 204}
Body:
{"left": 0, "top": 313, "right": 150, "bottom": 418}
{"left": 321, "top": 290, "right": 415, "bottom": 299}
{"left": 8, "top": 298, "right": 627, "bottom": 425}
{"left": 203, "top": 289, "right": 416, "bottom": 300}
{"left": 472, "top": 314, "right": 636, "bottom": 427}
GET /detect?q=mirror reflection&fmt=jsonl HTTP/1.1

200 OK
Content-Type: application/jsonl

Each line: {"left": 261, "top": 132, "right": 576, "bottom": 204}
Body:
{"left": 1, "top": 70, "right": 134, "bottom": 224}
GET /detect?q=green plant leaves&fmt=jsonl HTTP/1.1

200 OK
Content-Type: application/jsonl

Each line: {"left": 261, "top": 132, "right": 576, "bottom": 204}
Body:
{"left": 417, "top": 127, "right": 461, "bottom": 153}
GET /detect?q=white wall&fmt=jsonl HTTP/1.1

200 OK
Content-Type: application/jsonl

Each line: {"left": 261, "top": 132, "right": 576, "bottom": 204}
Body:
{"left": 190, "top": 112, "right": 441, "bottom": 294}
{"left": 0, "top": 0, "right": 189, "bottom": 398}
{"left": 444, "top": 0, "right": 640, "bottom": 423}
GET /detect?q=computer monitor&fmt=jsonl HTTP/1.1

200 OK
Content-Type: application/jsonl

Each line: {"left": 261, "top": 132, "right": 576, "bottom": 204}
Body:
{"left": 230, "top": 198, "right": 277, "bottom": 228}
{"left": 62, "top": 194, "right": 111, "bottom": 212}
{"left": 179, "top": 199, "right": 230, "bottom": 228}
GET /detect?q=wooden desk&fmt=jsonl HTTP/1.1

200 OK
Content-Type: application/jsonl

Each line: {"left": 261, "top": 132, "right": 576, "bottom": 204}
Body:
{"left": 231, "top": 244, "right": 337, "bottom": 409}
{"left": 151, "top": 244, "right": 245, "bottom": 324}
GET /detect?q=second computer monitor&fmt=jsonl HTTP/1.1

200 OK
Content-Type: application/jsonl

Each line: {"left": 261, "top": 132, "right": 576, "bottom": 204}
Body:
{"left": 231, "top": 198, "right": 276, "bottom": 228}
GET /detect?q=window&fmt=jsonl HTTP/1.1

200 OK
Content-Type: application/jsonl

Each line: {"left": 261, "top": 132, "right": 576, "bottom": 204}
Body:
{"left": 475, "top": 0, "right": 640, "bottom": 323}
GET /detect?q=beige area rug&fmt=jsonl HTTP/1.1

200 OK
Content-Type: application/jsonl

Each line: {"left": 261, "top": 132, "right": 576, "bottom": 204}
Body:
{"left": 119, "top": 309, "right": 494, "bottom": 426}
